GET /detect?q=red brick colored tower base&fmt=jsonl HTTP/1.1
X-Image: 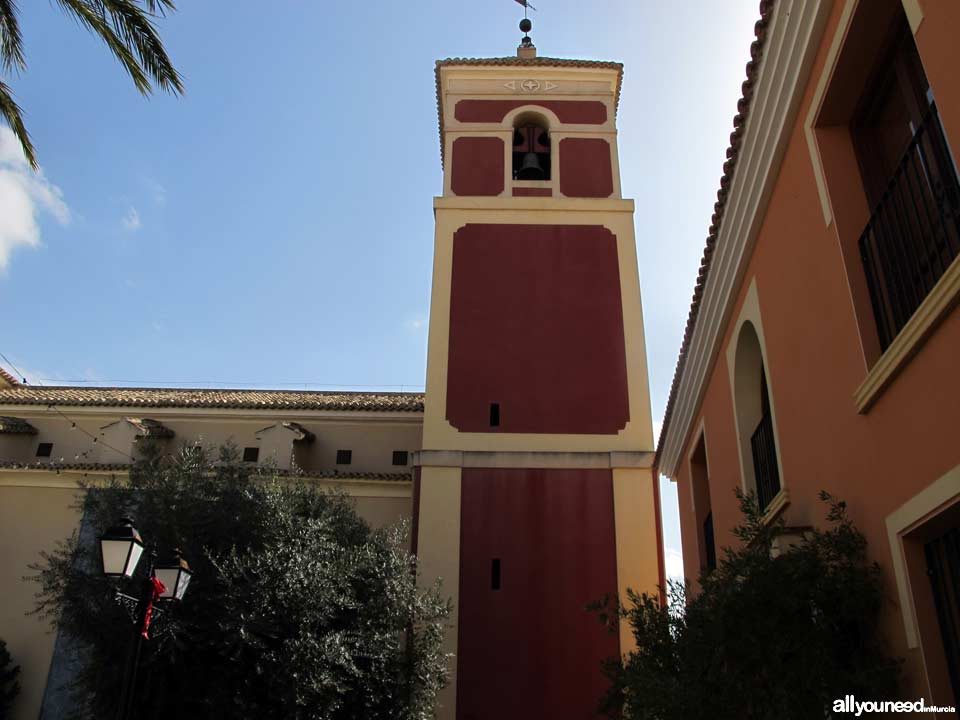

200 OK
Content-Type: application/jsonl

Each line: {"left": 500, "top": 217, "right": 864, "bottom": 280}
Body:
{"left": 457, "top": 469, "right": 619, "bottom": 719}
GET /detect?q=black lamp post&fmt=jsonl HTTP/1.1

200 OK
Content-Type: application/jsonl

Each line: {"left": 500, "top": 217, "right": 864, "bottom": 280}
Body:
{"left": 99, "top": 517, "right": 192, "bottom": 720}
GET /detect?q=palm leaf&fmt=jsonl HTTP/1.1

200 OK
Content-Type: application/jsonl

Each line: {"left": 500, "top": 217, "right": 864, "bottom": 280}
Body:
{"left": 101, "top": 0, "right": 183, "bottom": 94}
{"left": 0, "top": 77, "right": 36, "bottom": 168}
{"left": 0, "top": 0, "right": 180, "bottom": 170}
{"left": 0, "top": 0, "right": 26, "bottom": 72}
{"left": 54, "top": 0, "right": 182, "bottom": 96}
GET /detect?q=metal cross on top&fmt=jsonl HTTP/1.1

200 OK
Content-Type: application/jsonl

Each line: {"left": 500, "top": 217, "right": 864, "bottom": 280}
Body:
{"left": 513, "top": 0, "right": 537, "bottom": 17}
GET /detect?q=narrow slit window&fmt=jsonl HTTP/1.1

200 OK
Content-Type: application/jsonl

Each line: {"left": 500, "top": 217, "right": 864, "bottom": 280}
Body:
{"left": 36, "top": 442, "right": 53, "bottom": 458}
{"left": 336, "top": 449, "right": 352, "bottom": 465}
{"left": 242, "top": 447, "right": 259, "bottom": 463}
{"left": 489, "top": 402, "right": 501, "bottom": 427}
{"left": 491, "top": 558, "right": 501, "bottom": 590}
{"left": 392, "top": 450, "right": 409, "bottom": 466}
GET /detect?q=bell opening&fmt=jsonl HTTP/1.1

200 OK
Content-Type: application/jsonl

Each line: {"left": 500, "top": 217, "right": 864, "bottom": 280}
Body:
{"left": 512, "top": 122, "right": 551, "bottom": 181}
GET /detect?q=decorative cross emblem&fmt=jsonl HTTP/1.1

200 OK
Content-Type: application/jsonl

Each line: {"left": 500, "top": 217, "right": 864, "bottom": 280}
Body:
{"left": 521, "top": 79, "right": 541, "bottom": 92}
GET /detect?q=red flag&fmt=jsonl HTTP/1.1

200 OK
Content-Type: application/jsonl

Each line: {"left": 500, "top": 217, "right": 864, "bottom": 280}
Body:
{"left": 514, "top": 0, "right": 536, "bottom": 10}
{"left": 141, "top": 576, "right": 166, "bottom": 639}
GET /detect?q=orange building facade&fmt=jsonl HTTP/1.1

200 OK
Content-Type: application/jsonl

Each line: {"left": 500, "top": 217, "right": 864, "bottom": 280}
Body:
{"left": 656, "top": 0, "right": 960, "bottom": 710}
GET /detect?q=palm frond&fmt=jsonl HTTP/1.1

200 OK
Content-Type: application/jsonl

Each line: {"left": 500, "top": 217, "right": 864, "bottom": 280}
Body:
{"left": 101, "top": 0, "right": 183, "bottom": 94}
{"left": 54, "top": 0, "right": 182, "bottom": 96}
{"left": 0, "top": 0, "right": 26, "bottom": 72}
{"left": 0, "top": 77, "right": 36, "bottom": 168}
{"left": 143, "top": 0, "right": 175, "bottom": 16}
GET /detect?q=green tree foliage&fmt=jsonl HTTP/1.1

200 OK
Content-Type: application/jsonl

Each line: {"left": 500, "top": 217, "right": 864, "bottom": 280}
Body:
{"left": 596, "top": 490, "right": 901, "bottom": 720}
{"left": 0, "top": 0, "right": 182, "bottom": 168}
{"left": 29, "top": 442, "right": 451, "bottom": 719}
{"left": 0, "top": 637, "right": 20, "bottom": 720}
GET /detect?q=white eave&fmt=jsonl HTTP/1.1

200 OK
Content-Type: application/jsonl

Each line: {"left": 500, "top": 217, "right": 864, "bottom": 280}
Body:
{"left": 658, "top": 0, "right": 831, "bottom": 479}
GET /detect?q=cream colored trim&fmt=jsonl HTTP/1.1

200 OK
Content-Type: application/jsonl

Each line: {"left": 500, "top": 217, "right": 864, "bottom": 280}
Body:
{"left": 433, "top": 196, "right": 633, "bottom": 213}
{"left": 902, "top": 0, "right": 924, "bottom": 34}
{"left": 886, "top": 464, "right": 960, "bottom": 648}
{"left": 414, "top": 449, "right": 654, "bottom": 469}
{"left": 612, "top": 468, "right": 661, "bottom": 654}
{"left": 686, "top": 418, "right": 708, "bottom": 515}
{"left": 500, "top": 105, "right": 562, "bottom": 197}
{"left": 804, "top": 0, "right": 859, "bottom": 226}
{"left": 658, "top": 0, "right": 831, "bottom": 478}
{"left": 0, "top": 473, "right": 88, "bottom": 488}
{"left": 415, "top": 466, "right": 462, "bottom": 720}
{"left": 0, "top": 468, "right": 412, "bottom": 497}
{"left": 760, "top": 487, "right": 790, "bottom": 525}
{"left": 854, "top": 254, "right": 960, "bottom": 413}
{"left": 723, "top": 278, "right": 787, "bottom": 499}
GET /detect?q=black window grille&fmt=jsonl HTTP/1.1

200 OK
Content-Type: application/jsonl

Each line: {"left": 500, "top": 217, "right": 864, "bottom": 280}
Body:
{"left": 392, "top": 450, "right": 408, "bottom": 466}
{"left": 925, "top": 524, "right": 960, "bottom": 705}
{"left": 703, "top": 512, "right": 716, "bottom": 572}
{"left": 859, "top": 102, "right": 960, "bottom": 350}
{"left": 750, "top": 413, "right": 780, "bottom": 512}
{"left": 336, "top": 449, "right": 352, "bottom": 465}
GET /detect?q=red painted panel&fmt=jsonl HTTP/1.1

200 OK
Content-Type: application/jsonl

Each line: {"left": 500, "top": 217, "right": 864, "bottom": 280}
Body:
{"left": 452, "top": 137, "right": 504, "bottom": 196}
{"left": 447, "top": 224, "right": 629, "bottom": 434}
{"left": 559, "top": 138, "right": 614, "bottom": 198}
{"left": 512, "top": 187, "right": 552, "bottom": 197}
{"left": 457, "top": 468, "right": 619, "bottom": 720}
{"left": 455, "top": 99, "right": 608, "bottom": 125}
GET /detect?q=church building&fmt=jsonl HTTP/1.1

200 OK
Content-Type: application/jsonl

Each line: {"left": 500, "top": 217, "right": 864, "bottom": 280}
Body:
{"left": 0, "top": 25, "right": 663, "bottom": 720}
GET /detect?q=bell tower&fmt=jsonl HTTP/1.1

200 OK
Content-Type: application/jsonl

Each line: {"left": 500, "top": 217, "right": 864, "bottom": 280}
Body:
{"left": 413, "top": 22, "right": 663, "bottom": 720}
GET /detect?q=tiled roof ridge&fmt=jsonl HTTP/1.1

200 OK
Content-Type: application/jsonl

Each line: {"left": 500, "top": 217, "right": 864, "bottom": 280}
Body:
{"left": 0, "top": 385, "right": 425, "bottom": 412}
{"left": 434, "top": 55, "right": 625, "bottom": 164}
{"left": 654, "top": 0, "right": 776, "bottom": 468}
{"left": 0, "top": 366, "right": 19, "bottom": 387}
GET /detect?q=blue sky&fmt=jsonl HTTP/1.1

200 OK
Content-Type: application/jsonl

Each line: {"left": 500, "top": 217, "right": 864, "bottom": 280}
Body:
{"left": 0, "top": 0, "right": 760, "bottom": 580}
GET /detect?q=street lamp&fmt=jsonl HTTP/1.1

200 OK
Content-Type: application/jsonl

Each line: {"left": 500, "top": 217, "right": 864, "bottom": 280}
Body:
{"left": 99, "top": 517, "right": 144, "bottom": 578}
{"left": 99, "top": 517, "right": 192, "bottom": 720}
{"left": 154, "top": 551, "right": 192, "bottom": 601}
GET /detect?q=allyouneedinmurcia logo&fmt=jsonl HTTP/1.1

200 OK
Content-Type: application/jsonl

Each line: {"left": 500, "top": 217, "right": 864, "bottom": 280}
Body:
{"left": 833, "top": 695, "right": 956, "bottom": 715}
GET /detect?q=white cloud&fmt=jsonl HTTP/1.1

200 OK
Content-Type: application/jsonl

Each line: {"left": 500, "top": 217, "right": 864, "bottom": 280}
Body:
{"left": 665, "top": 547, "right": 684, "bottom": 581}
{"left": 0, "top": 127, "right": 70, "bottom": 271}
{"left": 122, "top": 206, "right": 141, "bottom": 231}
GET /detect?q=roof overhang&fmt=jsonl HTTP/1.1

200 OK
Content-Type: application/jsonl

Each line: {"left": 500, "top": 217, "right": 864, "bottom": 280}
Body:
{"left": 656, "top": 0, "right": 832, "bottom": 479}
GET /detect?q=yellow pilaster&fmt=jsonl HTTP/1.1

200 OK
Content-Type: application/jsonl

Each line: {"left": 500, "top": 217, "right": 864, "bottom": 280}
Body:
{"left": 612, "top": 467, "right": 661, "bottom": 654}
{"left": 415, "top": 466, "right": 462, "bottom": 720}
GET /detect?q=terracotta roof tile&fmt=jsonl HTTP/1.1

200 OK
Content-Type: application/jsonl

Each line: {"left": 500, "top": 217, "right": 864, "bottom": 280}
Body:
{"left": 0, "top": 386, "right": 425, "bottom": 413}
{"left": 0, "top": 367, "right": 19, "bottom": 387}
{"left": 435, "top": 56, "right": 624, "bottom": 163}
{"left": 655, "top": 0, "right": 775, "bottom": 469}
